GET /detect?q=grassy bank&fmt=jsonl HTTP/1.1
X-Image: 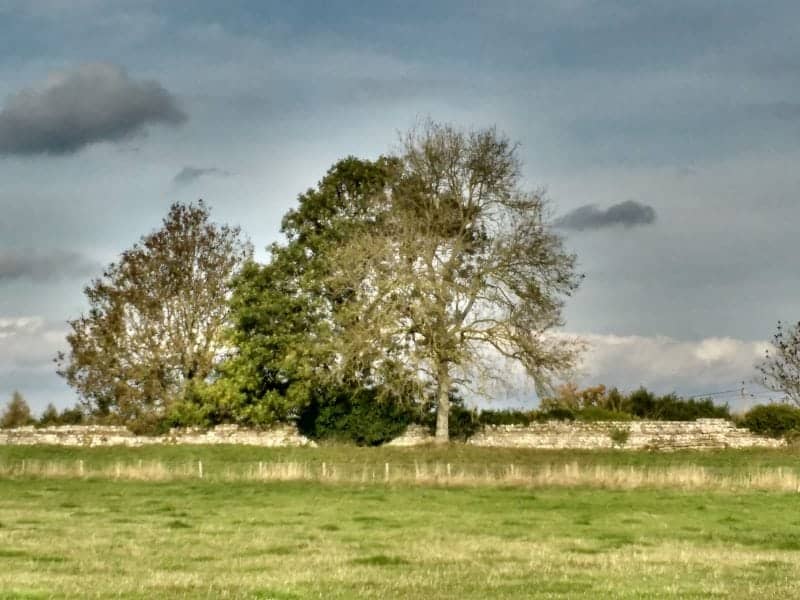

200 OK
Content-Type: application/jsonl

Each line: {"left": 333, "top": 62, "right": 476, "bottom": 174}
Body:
{"left": 1, "top": 477, "right": 800, "bottom": 598}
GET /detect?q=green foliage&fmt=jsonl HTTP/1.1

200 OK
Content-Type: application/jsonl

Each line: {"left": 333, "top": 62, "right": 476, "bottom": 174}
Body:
{"left": 445, "top": 403, "right": 481, "bottom": 442}
{"left": 543, "top": 384, "right": 730, "bottom": 421}
{"left": 0, "top": 391, "right": 33, "bottom": 428}
{"left": 478, "top": 409, "right": 540, "bottom": 426}
{"left": 57, "top": 405, "right": 85, "bottom": 425}
{"left": 608, "top": 426, "right": 631, "bottom": 447}
{"left": 577, "top": 407, "right": 633, "bottom": 422}
{"left": 216, "top": 157, "right": 411, "bottom": 429}
{"left": 541, "top": 406, "right": 576, "bottom": 421}
{"left": 125, "top": 412, "right": 173, "bottom": 436}
{"left": 627, "top": 388, "right": 730, "bottom": 421}
{"left": 740, "top": 403, "right": 800, "bottom": 438}
{"left": 37, "top": 403, "right": 85, "bottom": 427}
{"left": 38, "top": 403, "right": 60, "bottom": 427}
{"left": 297, "top": 388, "right": 415, "bottom": 446}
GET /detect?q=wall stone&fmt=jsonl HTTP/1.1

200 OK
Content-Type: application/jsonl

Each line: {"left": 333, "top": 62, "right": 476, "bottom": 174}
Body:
{"left": 0, "top": 424, "right": 315, "bottom": 448}
{"left": 466, "top": 419, "right": 785, "bottom": 450}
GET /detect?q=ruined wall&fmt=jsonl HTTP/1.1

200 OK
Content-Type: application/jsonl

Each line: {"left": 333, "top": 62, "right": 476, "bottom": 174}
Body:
{"left": 389, "top": 420, "right": 784, "bottom": 450}
{"left": 0, "top": 424, "right": 315, "bottom": 448}
{"left": 0, "top": 419, "right": 784, "bottom": 450}
{"left": 467, "top": 419, "right": 784, "bottom": 450}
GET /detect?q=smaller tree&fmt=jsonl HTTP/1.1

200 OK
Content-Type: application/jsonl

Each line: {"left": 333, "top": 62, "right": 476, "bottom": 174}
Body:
{"left": 38, "top": 403, "right": 60, "bottom": 427}
{"left": 1, "top": 391, "right": 33, "bottom": 428}
{"left": 57, "top": 201, "right": 252, "bottom": 427}
{"left": 758, "top": 321, "right": 800, "bottom": 406}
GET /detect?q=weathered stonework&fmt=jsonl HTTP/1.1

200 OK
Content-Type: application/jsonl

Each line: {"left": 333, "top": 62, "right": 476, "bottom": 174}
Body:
{"left": 0, "top": 420, "right": 783, "bottom": 450}
{"left": 0, "top": 423, "right": 315, "bottom": 448}
{"left": 466, "top": 419, "right": 784, "bottom": 450}
{"left": 385, "top": 424, "right": 435, "bottom": 446}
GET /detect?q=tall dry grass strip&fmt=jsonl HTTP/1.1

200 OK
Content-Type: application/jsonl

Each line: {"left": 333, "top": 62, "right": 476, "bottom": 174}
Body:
{"left": 2, "top": 459, "right": 800, "bottom": 491}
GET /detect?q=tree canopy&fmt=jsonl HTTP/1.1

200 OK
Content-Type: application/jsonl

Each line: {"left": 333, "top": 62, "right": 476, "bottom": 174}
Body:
{"left": 322, "top": 123, "right": 582, "bottom": 441}
{"left": 57, "top": 201, "right": 251, "bottom": 430}
{"left": 55, "top": 123, "right": 583, "bottom": 442}
{"left": 215, "top": 123, "right": 582, "bottom": 441}
{"left": 208, "top": 156, "right": 420, "bottom": 433}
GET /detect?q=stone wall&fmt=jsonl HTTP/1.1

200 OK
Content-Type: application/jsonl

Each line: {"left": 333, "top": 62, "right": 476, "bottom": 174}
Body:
{"left": 0, "top": 419, "right": 784, "bottom": 450}
{"left": 0, "top": 424, "right": 315, "bottom": 448}
{"left": 385, "top": 424, "right": 434, "bottom": 446}
{"left": 466, "top": 419, "right": 784, "bottom": 450}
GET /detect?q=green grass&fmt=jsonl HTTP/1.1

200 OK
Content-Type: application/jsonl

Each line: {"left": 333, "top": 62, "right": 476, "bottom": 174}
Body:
{"left": 2, "top": 446, "right": 800, "bottom": 597}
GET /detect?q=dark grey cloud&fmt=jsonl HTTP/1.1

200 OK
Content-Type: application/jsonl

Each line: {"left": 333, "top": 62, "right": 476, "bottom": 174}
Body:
{"left": 555, "top": 200, "right": 657, "bottom": 231}
{"left": 747, "top": 102, "right": 800, "bottom": 121}
{"left": 0, "top": 250, "right": 99, "bottom": 282}
{"left": 173, "top": 166, "right": 230, "bottom": 186}
{"left": 0, "top": 63, "right": 186, "bottom": 156}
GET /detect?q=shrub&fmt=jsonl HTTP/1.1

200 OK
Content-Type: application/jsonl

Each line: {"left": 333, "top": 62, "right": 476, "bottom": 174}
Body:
{"left": 297, "top": 388, "right": 414, "bottom": 446}
{"left": 608, "top": 426, "right": 631, "bottom": 447}
{"left": 740, "top": 403, "right": 800, "bottom": 438}
{"left": 126, "top": 412, "right": 173, "bottom": 436}
{"left": 478, "top": 409, "right": 539, "bottom": 426}
{"left": 57, "top": 405, "right": 85, "bottom": 425}
{"left": 627, "top": 388, "right": 730, "bottom": 421}
{"left": 539, "top": 406, "right": 575, "bottom": 421}
{"left": 576, "top": 406, "right": 632, "bottom": 422}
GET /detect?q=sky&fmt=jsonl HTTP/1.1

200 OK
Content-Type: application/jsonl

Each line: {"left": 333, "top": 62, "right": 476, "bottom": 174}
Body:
{"left": 1, "top": 0, "right": 797, "bottom": 413}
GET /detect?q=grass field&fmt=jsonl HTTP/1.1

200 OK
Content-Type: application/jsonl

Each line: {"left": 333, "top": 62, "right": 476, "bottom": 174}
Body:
{"left": 2, "top": 446, "right": 800, "bottom": 598}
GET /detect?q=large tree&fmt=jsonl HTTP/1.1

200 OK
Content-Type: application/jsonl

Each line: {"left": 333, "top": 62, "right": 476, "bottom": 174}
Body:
{"left": 326, "top": 123, "right": 583, "bottom": 442}
{"left": 57, "top": 201, "right": 251, "bottom": 425}
{"left": 758, "top": 320, "right": 800, "bottom": 405}
{"left": 213, "top": 157, "right": 420, "bottom": 427}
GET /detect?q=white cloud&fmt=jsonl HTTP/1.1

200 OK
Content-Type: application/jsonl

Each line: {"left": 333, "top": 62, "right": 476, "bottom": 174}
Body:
{"left": 0, "top": 316, "right": 67, "bottom": 369}
{"left": 572, "top": 332, "right": 771, "bottom": 400}
{"left": 0, "top": 315, "right": 71, "bottom": 413}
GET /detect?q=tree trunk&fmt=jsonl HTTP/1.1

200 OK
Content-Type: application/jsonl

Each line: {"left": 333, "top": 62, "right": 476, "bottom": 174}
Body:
{"left": 434, "top": 368, "right": 451, "bottom": 444}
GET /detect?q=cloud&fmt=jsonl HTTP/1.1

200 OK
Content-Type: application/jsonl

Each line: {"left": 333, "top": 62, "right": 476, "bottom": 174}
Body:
{"left": 0, "top": 250, "right": 100, "bottom": 282}
{"left": 0, "top": 63, "right": 186, "bottom": 156}
{"left": 747, "top": 102, "right": 800, "bottom": 121}
{"left": 172, "top": 166, "right": 230, "bottom": 186}
{"left": 554, "top": 200, "right": 656, "bottom": 231}
{"left": 0, "top": 315, "right": 71, "bottom": 413}
{"left": 0, "top": 316, "right": 45, "bottom": 339}
{"left": 571, "top": 332, "right": 776, "bottom": 406}
{"left": 0, "top": 316, "right": 66, "bottom": 367}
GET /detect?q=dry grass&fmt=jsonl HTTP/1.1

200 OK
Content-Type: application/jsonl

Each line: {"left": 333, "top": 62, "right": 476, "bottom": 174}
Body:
{"left": 3, "top": 457, "right": 800, "bottom": 491}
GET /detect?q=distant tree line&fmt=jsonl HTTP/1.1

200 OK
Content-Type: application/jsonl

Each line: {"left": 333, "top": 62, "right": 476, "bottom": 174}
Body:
{"left": 0, "top": 391, "right": 84, "bottom": 428}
